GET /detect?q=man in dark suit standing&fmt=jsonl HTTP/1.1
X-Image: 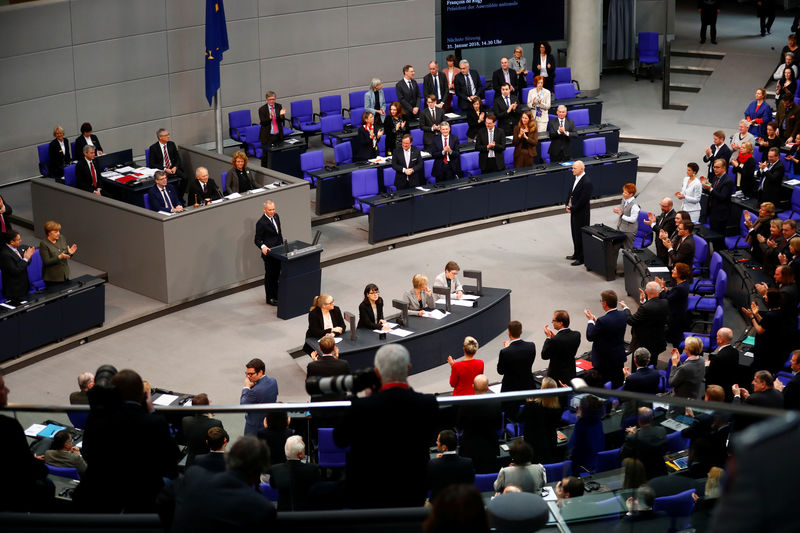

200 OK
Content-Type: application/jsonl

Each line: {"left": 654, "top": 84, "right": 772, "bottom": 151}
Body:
{"left": 431, "top": 122, "right": 461, "bottom": 182}
{"left": 181, "top": 393, "right": 223, "bottom": 466}
{"left": 497, "top": 320, "right": 537, "bottom": 392}
{"left": 476, "top": 114, "right": 505, "bottom": 174}
{"left": 423, "top": 60, "right": 448, "bottom": 107}
{"left": 701, "top": 130, "right": 731, "bottom": 176}
{"left": 645, "top": 197, "right": 677, "bottom": 263}
{"left": 240, "top": 357, "right": 279, "bottom": 436}
{"left": 75, "top": 145, "right": 102, "bottom": 195}
{"left": 585, "top": 290, "right": 628, "bottom": 388}
{"left": 547, "top": 105, "right": 576, "bottom": 163}
{"left": 454, "top": 59, "right": 484, "bottom": 112}
{"left": 492, "top": 83, "right": 519, "bottom": 136}
{"left": 541, "top": 310, "right": 581, "bottom": 386}
{"left": 147, "top": 170, "right": 184, "bottom": 213}
{"left": 185, "top": 166, "right": 222, "bottom": 206}
{"left": 269, "top": 435, "right": 321, "bottom": 511}
{"left": 306, "top": 336, "right": 352, "bottom": 401}
{"left": 704, "top": 327, "right": 740, "bottom": 402}
{"left": 254, "top": 199, "right": 283, "bottom": 306}
{"left": 457, "top": 375, "right": 501, "bottom": 474}
{"left": 492, "top": 57, "right": 519, "bottom": 94}
{"left": 756, "top": 147, "right": 785, "bottom": 206}
{"left": 391, "top": 134, "right": 423, "bottom": 189}
{"left": 660, "top": 220, "right": 695, "bottom": 269}
{"left": 396, "top": 65, "right": 420, "bottom": 120}
{"left": 419, "top": 95, "right": 445, "bottom": 150}
{"left": 148, "top": 128, "right": 186, "bottom": 199}
{"left": 0, "top": 231, "right": 34, "bottom": 303}
{"left": 334, "top": 344, "right": 438, "bottom": 508}
{"left": 566, "top": 160, "right": 592, "bottom": 265}
{"left": 258, "top": 90, "right": 286, "bottom": 168}
{"left": 621, "top": 282, "right": 669, "bottom": 368}
{"left": 701, "top": 158, "right": 734, "bottom": 237}
{"left": 620, "top": 407, "right": 667, "bottom": 480}
{"left": 427, "top": 429, "right": 475, "bottom": 502}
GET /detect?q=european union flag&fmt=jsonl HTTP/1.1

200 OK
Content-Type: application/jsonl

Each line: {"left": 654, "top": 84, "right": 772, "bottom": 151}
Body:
{"left": 205, "top": 0, "right": 229, "bottom": 105}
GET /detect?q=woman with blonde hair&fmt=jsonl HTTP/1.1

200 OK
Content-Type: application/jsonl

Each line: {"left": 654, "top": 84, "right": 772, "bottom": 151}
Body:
{"left": 403, "top": 274, "right": 435, "bottom": 315}
{"left": 447, "top": 336, "right": 484, "bottom": 396}
{"left": 305, "top": 293, "right": 346, "bottom": 339}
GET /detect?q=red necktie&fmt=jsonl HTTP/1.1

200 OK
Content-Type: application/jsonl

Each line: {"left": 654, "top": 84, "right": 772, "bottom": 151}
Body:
{"left": 271, "top": 106, "right": 278, "bottom": 134}
{"left": 0, "top": 213, "right": 5, "bottom": 233}
{"left": 444, "top": 136, "right": 449, "bottom": 163}
{"left": 163, "top": 145, "right": 171, "bottom": 169}
{"left": 90, "top": 161, "right": 97, "bottom": 188}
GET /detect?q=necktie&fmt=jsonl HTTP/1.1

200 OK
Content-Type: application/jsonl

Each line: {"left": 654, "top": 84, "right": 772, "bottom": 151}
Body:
{"left": 504, "top": 70, "right": 510, "bottom": 83}
{"left": 13, "top": 246, "right": 21, "bottom": 259}
{"left": 505, "top": 97, "right": 510, "bottom": 108}
{"left": 560, "top": 119, "right": 564, "bottom": 128}
{"left": 488, "top": 129, "right": 494, "bottom": 157}
{"left": 163, "top": 145, "right": 171, "bottom": 169}
{"left": 467, "top": 74, "right": 474, "bottom": 95}
{"left": 269, "top": 216, "right": 278, "bottom": 232}
{"left": 407, "top": 80, "right": 412, "bottom": 91}
{"left": 201, "top": 183, "right": 206, "bottom": 194}
{"left": 270, "top": 105, "right": 278, "bottom": 134}
{"left": 161, "top": 188, "right": 173, "bottom": 210}
{"left": 444, "top": 136, "right": 449, "bottom": 163}
{"left": 434, "top": 76, "right": 440, "bottom": 99}
{"left": 0, "top": 213, "right": 5, "bottom": 233}
{"left": 89, "top": 161, "right": 97, "bottom": 188}
{"left": 405, "top": 150, "right": 411, "bottom": 168}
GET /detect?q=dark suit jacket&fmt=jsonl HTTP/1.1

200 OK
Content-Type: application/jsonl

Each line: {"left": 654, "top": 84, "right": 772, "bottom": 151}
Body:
{"left": 74, "top": 134, "right": 103, "bottom": 156}
{"left": 622, "top": 367, "right": 661, "bottom": 394}
{"left": 240, "top": 375, "right": 279, "bottom": 435}
{"left": 430, "top": 133, "right": 462, "bottom": 179}
{"left": 492, "top": 68, "right": 520, "bottom": 93}
{"left": 306, "top": 306, "right": 347, "bottom": 339}
{"left": 705, "top": 344, "right": 740, "bottom": 402}
{"left": 396, "top": 78, "right": 421, "bottom": 117}
{"left": 0, "top": 415, "right": 50, "bottom": 512}
{"left": 353, "top": 126, "right": 378, "bottom": 161}
{"left": 775, "top": 101, "right": 800, "bottom": 141}
{"left": 702, "top": 144, "right": 732, "bottom": 175}
{"left": 148, "top": 141, "right": 183, "bottom": 176}
{"left": 541, "top": 328, "right": 580, "bottom": 385}
{"left": 427, "top": 454, "right": 475, "bottom": 502}
{"left": 757, "top": 160, "right": 785, "bottom": 205}
{"left": 662, "top": 279, "right": 690, "bottom": 337}
{"left": 547, "top": 117, "right": 576, "bottom": 161}
{"left": 423, "top": 71, "right": 449, "bottom": 103}
{"left": 651, "top": 209, "right": 676, "bottom": 262}
{"left": 457, "top": 399, "right": 502, "bottom": 474}
{"left": 334, "top": 387, "right": 438, "bottom": 508}
{"left": 492, "top": 94, "right": 519, "bottom": 135}
{"left": 0, "top": 200, "right": 11, "bottom": 233}
{"left": 191, "top": 451, "right": 226, "bottom": 473}
{"left": 567, "top": 173, "right": 593, "bottom": 221}
{"left": 667, "top": 234, "right": 695, "bottom": 268}
{"left": 625, "top": 298, "right": 669, "bottom": 357}
{"left": 391, "top": 146, "right": 423, "bottom": 189}
{"left": 620, "top": 425, "right": 668, "bottom": 479}
{"left": 258, "top": 102, "right": 286, "bottom": 145}
{"left": 357, "top": 299, "right": 384, "bottom": 329}
{"left": 497, "top": 339, "right": 537, "bottom": 391}
{"left": 306, "top": 355, "right": 352, "bottom": 401}
{"left": 181, "top": 414, "right": 223, "bottom": 466}
{"left": 147, "top": 184, "right": 183, "bottom": 212}
{"left": 0, "top": 245, "right": 30, "bottom": 301}
{"left": 586, "top": 309, "right": 628, "bottom": 375}
{"left": 707, "top": 172, "right": 735, "bottom": 227}
{"left": 186, "top": 178, "right": 221, "bottom": 204}
{"left": 783, "top": 372, "right": 800, "bottom": 409}
{"left": 269, "top": 460, "right": 321, "bottom": 511}
{"left": 48, "top": 138, "right": 71, "bottom": 178}
{"left": 454, "top": 71, "right": 484, "bottom": 111}
{"left": 418, "top": 106, "right": 445, "bottom": 148}
{"left": 75, "top": 158, "right": 101, "bottom": 193}
{"left": 254, "top": 213, "right": 283, "bottom": 252}
{"left": 475, "top": 126, "right": 506, "bottom": 172}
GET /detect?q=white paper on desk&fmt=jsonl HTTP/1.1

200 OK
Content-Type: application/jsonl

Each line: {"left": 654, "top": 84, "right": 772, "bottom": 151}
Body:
{"left": 158, "top": 210, "right": 175, "bottom": 216}
{"left": 420, "top": 151, "right": 431, "bottom": 158}
{"left": 153, "top": 394, "right": 178, "bottom": 406}
{"left": 648, "top": 266, "right": 670, "bottom": 274}
{"left": 0, "top": 302, "right": 15, "bottom": 310}
{"left": 101, "top": 171, "right": 121, "bottom": 179}
{"left": 416, "top": 186, "right": 431, "bottom": 191}
{"left": 134, "top": 167, "right": 156, "bottom": 177}
{"left": 435, "top": 298, "right": 475, "bottom": 307}
{"left": 25, "top": 424, "right": 47, "bottom": 437}
{"left": 489, "top": 384, "right": 503, "bottom": 394}
{"left": 388, "top": 328, "right": 413, "bottom": 337}
{"left": 226, "top": 192, "right": 242, "bottom": 199}
{"left": 116, "top": 166, "right": 136, "bottom": 173}
{"left": 445, "top": 113, "right": 461, "bottom": 119}
{"left": 369, "top": 156, "right": 388, "bottom": 164}
{"left": 372, "top": 323, "right": 398, "bottom": 333}
{"left": 210, "top": 199, "right": 224, "bottom": 204}
{"left": 264, "top": 183, "right": 278, "bottom": 189}
{"left": 542, "top": 486, "right": 558, "bottom": 502}
{"left": 786, "top": 179, "right": 800, "bottom": 186}
{"left": 383, "top": 321, "right": 399, "bottom": 328}
{"left": 421, "top": 309, "right": 449, "bottom": 319}
{"left": 460, "top": 294, "right": 479, "bottom": 300}
{"left": 284, "top": 138, "right": 301, "bottom": 144}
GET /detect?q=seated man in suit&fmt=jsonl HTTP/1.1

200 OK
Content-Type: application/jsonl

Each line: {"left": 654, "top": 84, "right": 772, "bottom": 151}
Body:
{"left": 69, "top": 372, "right": 94, "bottom": 405}
{"left": 454, "top": 59, "right": 484, "bottom": 112}
{"left": 497, "top": 320, "right": 537, "bottom": 392}
{"left": 148, "top": 128, "right": 187, "bottom": 199}
{"left": 186, "top": 166, "right": 221, "bottom": 206}
{"left": 306, "top": 335, "right": 351, "bottom": 401}
{"left": 419, "top": 95, "right": 445, "bottom": 150}
{"left": 391, "top": 134, "right": 423, "bottom": 190}
{"left": 423, "top": 60, "right": 448, "bottom": 107}
{"left": 492, "top": 57, "right": 519, "bottom": 95}
{"left": 192, "top": 427, "right": 228, "bottom": 473}
{"left": 433, "top": 260, "right": 464, "bottom": 298}
{"left": 181, "top": 393, "right": 223, "bottom": 466}
{"left": 0, "top": 231, "right": 34, "bottom": 303}
{"left": 492, "top": 83, "right": 519, "bottom": 136}
{"left": 269, "top": 435, "right": 321, "bottom": 511}
{"left": 75, "top": 145, "right": 102, "bottom": 195}
{"left": 619, "top": 407, "right": 667, "bottom": 480}
{"left": 547, "top": 105, "right": 576, "bottom": 163}
{"left": 430, "top": 122, "right": 461, "bottom": 182}
{"left": 427, "top": 429, "right": 475, "bottom": 502}
{"left": 541, "top": 309, "right": 581, "bottom": 386}
{"left": 660, "top": 220, "right": 695, "bottom": 269}
{"left": 476, "top": 114, "right": 506, "bottom": 174}
{"left": 147, "top": 170, "right": 184, "bottom": 213}
{"left": 396, "top": 64, "right": 420, "bottom": 119}
{"left": 585, "top": 290, "right": 628, "bottom": 388}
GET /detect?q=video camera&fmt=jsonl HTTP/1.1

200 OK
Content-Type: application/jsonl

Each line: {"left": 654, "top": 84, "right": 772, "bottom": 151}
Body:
{"left": 305, "top": 368, "right": 381, "bottom": 397}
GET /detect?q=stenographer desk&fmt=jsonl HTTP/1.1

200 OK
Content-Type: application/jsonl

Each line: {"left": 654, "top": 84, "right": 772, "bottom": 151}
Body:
{"left": 361, "top": 153, "right": 638, "bottom": 243}
{"left": 304, "top": 287, "right": 510, "bottom": 374}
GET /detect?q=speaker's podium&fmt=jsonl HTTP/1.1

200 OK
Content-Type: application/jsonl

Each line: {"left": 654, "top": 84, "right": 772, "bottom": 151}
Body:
{"left": 268, "top": 240, "right": 322, "bottom": 320}
{"left": 581, "top": 224, "right": 626, "bottom": 281}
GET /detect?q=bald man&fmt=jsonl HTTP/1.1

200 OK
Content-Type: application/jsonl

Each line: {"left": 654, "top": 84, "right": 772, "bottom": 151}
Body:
{"left": 186, "top": 166, "right": 221, "bottom": 205}
{"left": 645, "top": 197, "right": 677, "bottom": 263}
{"left": 704, "top": 327, "right": 739, "bottom": 402}
{"left": 566, "top": 160, "right": 592, "bottom": 266}
{"left": 620, "top": 282, "right": 669, "bottom": 365}
{"left": 547, "top": 105, "right": 576, "bottom": 163}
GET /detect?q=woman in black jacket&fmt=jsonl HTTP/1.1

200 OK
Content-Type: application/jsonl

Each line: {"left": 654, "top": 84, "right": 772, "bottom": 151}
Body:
{"left": 465, "top": 98, "right": 486, "bottom": 141}
{"left": 306, "top": 293, "right": 346, "bottom": 339}
{"left": 357, "top": 283, "right": 390, "bottom": 330}
{"left": 383, "top": 102, "right": 408, "bottom": 156}
{"left": 353, "top": 112, "right": 383, "bottom": 162}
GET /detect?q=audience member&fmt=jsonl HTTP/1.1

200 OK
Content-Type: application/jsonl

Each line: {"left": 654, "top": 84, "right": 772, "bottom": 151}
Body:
{"left": 148, "top": 128, "right": 186, "bottom": 198}
{"left": 512, "top": 110, "right": 538, "bottom": 168}
{"left": 75, "top": 145, "right": 102, "bottom": 195}
{"left": 226, "top": 150, "right": 256, "bottom": 194}
{"left": 729, "top": 120, "right": 755, "bottom": 161}
{"left": 517, "top": 377, "right": 564, "bottom": 464}
{"left": 193, "top": 427, "right": 228, "bottom": 473}
{"left": 620, "top": 407, "right": 668, "bottom": 480}
{"left": 357, "top": 283, "right": 388, "bottom": 330}
{"left": 0, "top": 194, "right": 10, "bottom": 235}
{"left": 147, "top": 170, "right": 183, "bottom": 213}
{"left": 433, "top": 260, "right": 464, "bottom": 298}
{"left": 186, "top": 166, "right": 221, "bottom": 205}
{"left": 443, "top": 54, "right": 459, "bottom": 111}
{"left": 423, "top": 61, "right": 448, "bottom": 107}
{"left": 419, "top": 95, "right": 445, "bottom": 150}
{"left": 497, "top": 320, "right": 537, "bottom": 392}
{"left": 391, "top": 134, "right": 423, "bottom": 189}
{"left": 622, "top": 348, "right": 660, "bottom": 395}
{"left": 669, "top": 338, "right": 706, "bottom": 400}
{"left": 614, "top": 183, "right": 640, "bottom": 249}
{"left": 427, "top": 429, "right": 476, "bottom": 502}
{"left": 661, "top": 220, "right": 695, "bottom": 269}
{"left": 492, "top": 56, "right": 520, "bottom": 94}
{"left": 476, "top": 114, "right": 506, "bottom": 173}
{"left": 756, "top": 264, "right": 799, "bottom": 323}
{"left": 257, "top": 410, "right": 294, "bottom": 465}
{"left": 269, "top": 435, "right": 321, "bottom": 511}
{"left": 510, "top": 46, "right": 529, "bottom": 89}
{"left": 353, "top": 111, "right": 382, "bottom": 162}
{"left": 364, "top": 77, "right": 386, "bottom": 126}
{"left": 404, "top": 273, "right": 435, "bottom": 314}
{"left": 644, "top": 199, "right": 677, "bottom": 263}
{"left": 773, "top": 51, "right": 799, "bottom": 80}
{"left": 240, "top": 358, "right": 279, "bottom": 435}
{"left": 430, "top": 121, "right": 462, "bottom": 181}
{"left": 492, "top": 82, "right": 519, "bottom": 135}
{"left": 257, "top": 90, "right": 285, "bottom": 167}
{"left": 383, "top": 101, "right": 408, "bottom": 155}
{"left": 457, "top": 374, "right": 502, "bottom": 474}
{"left": 448, "top": 336, "right": 484, "bottom": 396}
{"left": 568, "top": 395, "right": 605, "bottom": 475}
{"left": 775, "top": 93, "right": 800, "bottom": 143}
{"left": 555, "top": 475, "right": 585, "bottom": 503}
{"left": 681, "top": 384, "right": 729, "bottom": 470}
{"left": 676, "top": 162, "right": 702, "bottom": 222}
{"left": 69, "top": 372, "right": 94, "bottom": 405}
{"left": 334, "top": 344, "right": 438, "bottom": 508}
{"left": 454, "top": 59, "right": 484, "bottom": 112}
{"left": 756, "top": 147, "right": 785, "bottom": 206}
{"left": 306, "top": 335, "right": 351, "bottom": 401}
{"left": 0, "top": 230, "right": 33, "bottom": 303}
{"left": 744, "top": 202, "right": 776, "bottom": 254}
{"left": 423, "top": 484, "right": 489, "bottom": 533}
{"left": 704, "top": 327, "right": 740, "bottom": 402}
{"left": 702, "top": 156, "right": 735, "bottom": 238}
{"left": 742, "top": 289, "right": 787, "bottom": 375}
{"left": 776, "top": 350, "right": 800, "bottom": 409}
{"left": 617, "top": 485, "right": 670, "bottom": 531}
{"left": 45, "top": 429, "right": 87, "bottom": 476}
{"left": 493, "top": 440, "right": 546, "bottom": 495}
{"left": 757, "top": 122, "right": 781, "bottom": 162}
{"left": 47, "top": 125, "right": 71, "bottom": 179}
{"left": 38, "top": 220, "right": 77, "bottom": 288}
{"left": 745, "top": 88, "right": 771, "bottom": 138}
{"left": 535, "top": 42, "right": 555, "bottom": 91}
{"left": 566, "top": 160, "right": 592, "bottom": 265}
{"left": 756, "top": 218, "right": 787, "bottom": 275}
{"left": 74, "top": 122, "right": 103, "bottom": 156}
{"left": 527, "top": 75, "right": 551, "bottom": 132}
{"left": 542, "top": 309, "right": 580, "bottom": 386}
{"left": 547, "top": 105, "right": 576, "bottom": 163}
{"left": 396, "top": 64, "right": 420, "bottom": 119}
{"left": 465, "top": 97, "right": 487, "bottom": 141}
{"left": 732, "top": 370, "right": 784, "bottom": 432}
{"left": 254, "top": 199, "right": 282, "bottom": 306}
{"left": 657, "top": 262, "right": 691, "bottom": 346}
{"left": 585, "top": 290, "right": 628, "bottom": 387}
{"left": 181, "top": 393, "right": 223, "bottom": 466}
{"left": 621, "top": 457, "right": 647, "bottom": 490}
{"left": 701, "top": 130, "right": 731, "bottom": 175}
{"left": 621, "top": 282, "right": 669, "bottom": 366}
{"left": 732, "top": 141, "right": 757, "bottom": 196}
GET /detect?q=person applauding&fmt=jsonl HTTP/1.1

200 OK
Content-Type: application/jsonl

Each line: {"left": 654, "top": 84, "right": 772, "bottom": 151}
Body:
{"left": 38, "top": 220, "right": 77, "bottom": 288}
{"left": 448, "top": 337, "right": 484, "bottom": 396}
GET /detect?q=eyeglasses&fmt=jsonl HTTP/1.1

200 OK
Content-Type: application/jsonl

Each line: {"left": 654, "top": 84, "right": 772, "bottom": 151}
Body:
{"left": 245, "top": 371, "right": 257, "bottom": 376}
{"left": 369, "top": 290, "right": 380, "bottom": 294}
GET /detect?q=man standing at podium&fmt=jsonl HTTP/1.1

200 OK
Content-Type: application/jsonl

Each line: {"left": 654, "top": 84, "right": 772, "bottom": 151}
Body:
{"left": 566, "top": 161, "right": 592, "bottom": 266}
{"left": 255, "top": 200, "right": 283, "bottom": 306}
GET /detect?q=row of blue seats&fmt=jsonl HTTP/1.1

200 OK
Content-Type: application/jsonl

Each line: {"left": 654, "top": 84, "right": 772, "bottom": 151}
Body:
{"left": 0, "top": 247, "right": 47, "bottom": 304}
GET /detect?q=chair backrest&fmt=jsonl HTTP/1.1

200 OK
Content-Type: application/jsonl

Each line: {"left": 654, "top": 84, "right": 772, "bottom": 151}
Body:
{"left": 220, "top": 171, "right": 228, "bottom": 192}
{"left": 451, "top": 94, "right": 459, "bottom": 110}
{"left": 424, "top": 159, "right": 434, "bottom": 181}
{"left": 259, "top": 482, "right": 280, "bottom": 502}
{"left": 349, "top": 90, "right": 366, "bottom": 110}
{"left": 543, "top": 460, "right": 572, "bottom": 482}
{"left": 383, "top": 167, "right": 396, "bottom": 191}
{"left": 319, "top": 95, "right": 342, "bottom": 116}
{"left": 713, "top": 270, "right": 728, "bottom": 306}
{"left": 665, "top": 431, "right": 690, "bottom": 454}
{"left": 145, "top": 148, "right": 150, "bottom": 168}
{"left": 451, "top": 122, "right": 468, "bottom": 143}
{"left": 460, "top": 151, "right": 480, "bottom": 176}
{"left": 64, "top": 164, "right": 77, "bottom": 187}
{"left": 67, "top": 411, "right": 89, "bottom": 429}
{"left": 638, "top": 32, "right": 660, "bottom": 58}
{"left": 571, "top": 108, "right": 590, "bottom": 127}
{"left": 554, "top": 83, "right": 577, "bottom": 100}
{"left": 539, "top": 141, "right": 551, "bottom": 163}
{"left": 27, "top": 249, "right": 44, "bottom": 291}
{"left": 351, "top": 168, "right": 379, "bottom": 199}
{"left": 521, "top": 87, "right": 531, "bottom": 105}
{"left": 291, "top": 99, "right": 314, "bottom": 121}
{"left": 47, "top": 464, "right": 80, "bottom": 480}
{"left": 653, "top": 488, "right": 695, "bottom": 517}
{"left": 349, "top": 107, "right": 366, "bottom": 124}
{"left": 479, "top": 75, "right": 486, "bottom": 87}
{"left": 241, "top": 125, "right": 262, "bottom": 157}
{"left": 334, "top": 142, "right": 352, "bottom": 165}
{"left": 525, "top": 70, "right": 534, "bottom": 86}
{"left": 38, "top": 143, "right": 50, "bottom": 176}
{"left": 692, "top": 235, "right": 709, "bottom": 271}
{"left": 582, "top": 137, "right": 606, "bottom": 157}
{"left": 143, "top": 193, "right": 151, "bottom": 210}
{"left": 483, "top": 89, "right": 495, "bottom": 107}
{"left": 411, "top": 129, "right": 424, "bottom": 150}
{"left": 708, "top": 252, "right": 722, "bottom": 280}
{"left": 709, "top": 305, "right": 724, "bottom": 350}
{"left": 300, "top": 150, "right": 325, "bottom": 174}
{"left": 383, "top": 86, "right": 397, "bottom": 105}
{"left": 504, "top": 148, "right": 514, "bottom": 169}
{"left": 595, "top": 448, "right": 622, "bottom": 473}
{"left": 321, "top": 114, "right": 344, "bottom": 134}
{"left": 474, "top": 473, "right": 498, "bottom": 492}
{"left": 791, "top": 185, "right": 800, "bottom": 210}
{"left": 228, "top": 109, "right": 251, "bottom": 139}
{"left": 377, "top": 134, "right": 386, "bottom": 156}
{"left": 554, "top": 67, "right": 572, "bottom": 85}
{"left": 317, "top": 427, "right": 348, "bottom": 468}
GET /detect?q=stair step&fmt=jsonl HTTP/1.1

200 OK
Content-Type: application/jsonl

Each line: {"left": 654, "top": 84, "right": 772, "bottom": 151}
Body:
{"left": 670, "top": 50, "right": 725, "bottom": 60}
{"left": 669, "top": 83, "right": 702, "bottom": 93}
{"left": 669, "top": 65, "right": 714, "bottom": 76}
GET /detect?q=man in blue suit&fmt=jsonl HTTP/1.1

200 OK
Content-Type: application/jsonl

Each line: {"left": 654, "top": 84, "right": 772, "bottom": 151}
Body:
{"left": 240, "top": 358, "right": 278, "bottom": 435}
{"left": 701, "top": 158, "right": 734, "bottom": 237}
{"left": 430, "top": 122, "right": 461, "bottom": 182}
{"left": 584, "top": 290, "right": 628, "bottom": 388}
{"left": 147, "top": 170, "right": 184, "bottom": 213}
{"left": 622, "top": 348, "right": 661, "bottom": 394}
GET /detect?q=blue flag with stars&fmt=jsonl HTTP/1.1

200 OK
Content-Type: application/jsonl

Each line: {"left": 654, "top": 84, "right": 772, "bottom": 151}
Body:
{"left": 205, "top": 0, "right": 229, "bottom": 105}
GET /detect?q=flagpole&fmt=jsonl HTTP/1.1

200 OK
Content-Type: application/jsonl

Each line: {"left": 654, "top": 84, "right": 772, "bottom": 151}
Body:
{"left": 214, "top": 88, "right": 223, "bottom": 154}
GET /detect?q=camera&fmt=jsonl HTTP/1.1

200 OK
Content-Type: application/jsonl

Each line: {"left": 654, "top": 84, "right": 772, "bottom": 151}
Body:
{"left": 87, "top": 364, "right": 119, "bottom": 411}
{"left": 305, "top": 368, "right": 381, "bottom": 397}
